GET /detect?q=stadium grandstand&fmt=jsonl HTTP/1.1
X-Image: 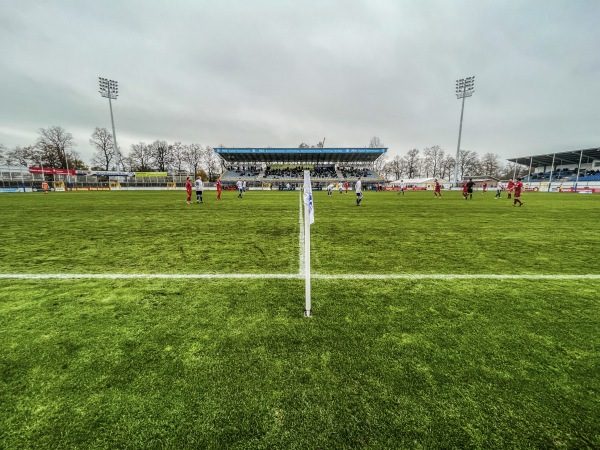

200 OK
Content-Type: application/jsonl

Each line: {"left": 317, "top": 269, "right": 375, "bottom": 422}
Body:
{"left": 508, "top": 147, "right": 600, "bottom": 190}
{"left": 215, "top": 147, "right": 386, "bottom": 188}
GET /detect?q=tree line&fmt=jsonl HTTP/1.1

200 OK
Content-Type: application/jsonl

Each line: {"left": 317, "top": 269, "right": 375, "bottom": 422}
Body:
{"left": 0, "top": 126, "right": 224, "bottom": 181}
{"left": 0, "top": 128, "right": 525, "bottom": 182}
{"left": 368, "top": 137, "right": 524, "bottom": 181}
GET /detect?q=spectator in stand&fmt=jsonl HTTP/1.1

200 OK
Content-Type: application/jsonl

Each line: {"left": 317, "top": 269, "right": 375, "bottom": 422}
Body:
{"left": 216, "top": 178, "right": 222, "bottom": 200}
{"left": 466, "top": 178, "right": 475, "bottom": 199}
{"left": 513, "top": 178, "right": 524, "bottom": 206}
{"left": 355, "top": 177, "right": 363, "bottom": 206}
{"left": 434, "top": 179, "right": 441, "bottom": 198}
{"left": 507, "top": 178, "right": 515, "bottom": 199}
{"left": 185, "top": 177, "right": 192, "bottom": 204}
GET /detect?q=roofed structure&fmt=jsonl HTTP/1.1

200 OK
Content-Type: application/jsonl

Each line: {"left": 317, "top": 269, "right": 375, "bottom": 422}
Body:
{"left": 214, "top": 148, "right": 387, "bottom": 164}
{"left": 507, "top": 147, "right": 600, "bottom": 167}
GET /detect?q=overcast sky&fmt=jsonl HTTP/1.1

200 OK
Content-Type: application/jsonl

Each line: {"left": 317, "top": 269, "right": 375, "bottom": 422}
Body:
{"left": 1, "top": 0, "right": 599, "bottom": 164}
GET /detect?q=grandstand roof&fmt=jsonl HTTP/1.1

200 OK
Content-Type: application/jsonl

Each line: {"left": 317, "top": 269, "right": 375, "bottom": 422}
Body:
{"left": 507, "top": 147, "right": 600, "bottom": 167}
{"left": 214, "top": 148, "right": 387, "bottom": 164}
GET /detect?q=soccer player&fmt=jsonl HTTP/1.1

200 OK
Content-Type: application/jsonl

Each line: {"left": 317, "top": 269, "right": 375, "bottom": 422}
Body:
{"left": 507, "top": 178, "right": 515, "bottom": 199}
{"left": 434, "top": 179, "right": 441, "bottom": 198}
{"left": 495, "top": 182, "right": 502, "bottom": 199}
{"left": 482, "top": 181, "right": 488, "bottom": 193}
{"left": 513, "top": 177, "right": 524, "bottom": 206}
{"left": 185, "top": 177, "right": 192, "bottom": 204}
{"left": 462, "top": 181, "right": 468, "bottom": 200}
{"left": 216, "top": 178, "right": 222, "bottom": 200}
{"left": 355, "top": 177, "right": 363, "bottom": 206}
{"left": 327, "top": 183, "right": 334, "bottom": 196}
{"left": 398, "top": 180, "right": 405, "bottom": 195}
{"left": 344, "top": 181, "right": 349, "bottom": 193}
{"left": 236, "top": 178, "right": 243, "bottom": 198}
{"left": 338, "top": 182, "right": 343, "bottom": 195}
{"left": 195, "top": 176, "right": 203, "bottom": 203}
{"left": 41, "top": 180, "right": 49, "bottom": 194}
{"left": 467, "top": 178, "right": 475, "bottom": 199}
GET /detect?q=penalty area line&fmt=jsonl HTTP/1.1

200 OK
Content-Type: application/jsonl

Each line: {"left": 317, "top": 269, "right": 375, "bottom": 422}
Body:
{"left": 0, "top": 273, "right": 599, "bottom": 280}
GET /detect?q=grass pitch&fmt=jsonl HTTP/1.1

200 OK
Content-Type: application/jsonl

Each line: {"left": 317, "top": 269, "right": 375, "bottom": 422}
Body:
{"left": 1, "top": 189, "right": 599, "bottom": 449}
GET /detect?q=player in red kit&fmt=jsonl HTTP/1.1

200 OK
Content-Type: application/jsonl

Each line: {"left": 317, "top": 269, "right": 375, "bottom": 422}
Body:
{"left": 185, "top": 176, "right": 192, "bottom": 204}
{"left": 513, "top": 178, "right": 524, "bottom": 206}
{"left": 216, "top": 178, "right": 222, "bottom": 200}
{"left": 434, "top": 179, "right": 441, "bottom": 198}
{"left": 344, "top": 181, "right": 349, "bottom": 193}
{"left": 482, "top": 181, "right": 487, "bottom": 193}
{"left": 507, "top": 178, "right": 515, "bottom": 199}
{"left": 462, "top": 181, "right": 468, "bottom": 200}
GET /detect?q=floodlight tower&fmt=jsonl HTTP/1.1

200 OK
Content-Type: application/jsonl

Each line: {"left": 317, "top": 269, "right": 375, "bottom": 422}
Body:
{"left": 98, "top": 77, "right": 121, "bottom": 173}
{"left": 453, "top": 76, "right": 475, "bottom": 186}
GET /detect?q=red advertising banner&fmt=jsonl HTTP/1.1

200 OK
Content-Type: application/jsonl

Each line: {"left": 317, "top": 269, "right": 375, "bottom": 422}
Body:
{"left": 29, "top": 167, "right": 76, "bottom": 175}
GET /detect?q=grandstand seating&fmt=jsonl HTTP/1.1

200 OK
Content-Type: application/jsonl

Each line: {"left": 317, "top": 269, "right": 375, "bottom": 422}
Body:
{"left": 525, "top": 169, "right": 600, "bottom": 183}
{"left": 220, "top": 167, "right": 261, "bottom": 180}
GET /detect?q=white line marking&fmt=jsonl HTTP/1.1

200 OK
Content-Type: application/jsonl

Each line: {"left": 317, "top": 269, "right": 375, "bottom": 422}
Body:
{"left": 299, "top": 191, "right": 305, "bottom": 275}
{"left": 0, "top": 273, "right": 301, "bottom": 280}
{"left": 1, "top": 273, "right": 599, "bottom": 280}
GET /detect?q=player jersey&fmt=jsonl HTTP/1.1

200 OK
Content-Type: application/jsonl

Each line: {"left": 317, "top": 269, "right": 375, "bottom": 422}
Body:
{"left": 185, "top": 180, "right": 192, "bottom": 192}
{"left": 514, "top": 181, "right": 523, "bottom": 195}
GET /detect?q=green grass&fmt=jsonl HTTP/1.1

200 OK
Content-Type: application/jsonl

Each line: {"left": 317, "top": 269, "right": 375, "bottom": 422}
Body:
{"left": 1, "top": 189, "right": 599, "bottom": 448}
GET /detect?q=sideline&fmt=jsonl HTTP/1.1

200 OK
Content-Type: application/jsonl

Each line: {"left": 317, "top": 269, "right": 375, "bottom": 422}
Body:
{"left": 1, "top": 273, "right": 599, "bottom": 280}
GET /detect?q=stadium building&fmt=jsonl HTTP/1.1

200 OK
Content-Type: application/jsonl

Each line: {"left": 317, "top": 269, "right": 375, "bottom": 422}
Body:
{"left": 508, "top": 146, "right": 600, "bottom": 191}
{"left": 215, "top": 147, "right": 387, "bottom": 189}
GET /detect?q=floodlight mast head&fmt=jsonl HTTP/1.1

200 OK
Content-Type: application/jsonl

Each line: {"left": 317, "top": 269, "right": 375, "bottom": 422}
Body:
{"left": 98, "top": 77, "right": 119, "bottom": 99}
{"left": 455, "top": 76, "right": 475, "bottom": 99}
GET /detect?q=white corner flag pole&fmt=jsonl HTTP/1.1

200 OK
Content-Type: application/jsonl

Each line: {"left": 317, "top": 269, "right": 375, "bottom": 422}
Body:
{"left": 303, "top": 170, "right": 314, "bottom": 317}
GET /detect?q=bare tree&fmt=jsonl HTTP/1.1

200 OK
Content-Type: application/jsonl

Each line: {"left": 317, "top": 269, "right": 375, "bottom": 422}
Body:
{"left": 385, "top": 155, "right": 404, "bottom": 180}
{"left": 373, "top": 154, "right": 388, "bottom": 176}
{"left": 202, "top": 146, "right": 221, "bottom": 181}
{"left": 170, "top": 141, "right": 186, "bottom": 173}
{"left": 36, "top": 126, "right": 76, "bottom": 168}
{"left": 368, "top": 136, "right": 384, "bottom": 148}
{"left": 129, "top": 142, "right": 152, "bottom": 171}
{"left": 89, "top": 127, "right": 115, "bottom": 171}
{"left": 480, "top": 152, "right": 501, "bottom": 176}
{"left": 402, "top": 149, "right": 421, "bottom": 178}
{"left": 183, "top": 143, "right": 203, "bottom": 175}
{"left": 423, "top": 145, "right": 445, "bottom": 178}
{"left": 148, "top": 140, "right": 171, "bottom": 171}
{"left": 6, "top": 145, "right": 39, "bottom": 167}
{"left": 440, "top": 154, "right": 455, "bottom": 181}
{"left": 458, "top": 150, "right": 479, "bottom": 180}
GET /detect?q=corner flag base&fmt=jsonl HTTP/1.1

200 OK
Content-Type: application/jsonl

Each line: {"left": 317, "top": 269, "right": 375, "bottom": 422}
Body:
{"left": 304, "top": 309, "right": 312, "bottom": 318}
